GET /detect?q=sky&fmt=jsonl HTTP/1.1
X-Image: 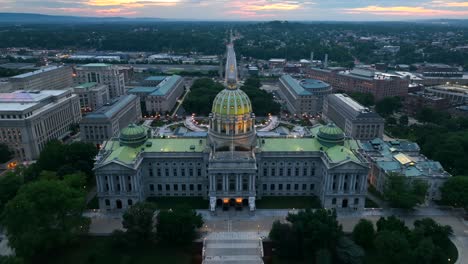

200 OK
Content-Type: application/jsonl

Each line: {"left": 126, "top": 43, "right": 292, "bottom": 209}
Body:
{"left": 2, "top": 0, "right": 468, "bottom": 21}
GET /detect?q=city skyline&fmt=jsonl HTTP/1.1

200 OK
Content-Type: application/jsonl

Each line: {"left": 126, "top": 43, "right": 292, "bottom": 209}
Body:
{"left": 2, "top": 0, "right": 468, "bottom": 21}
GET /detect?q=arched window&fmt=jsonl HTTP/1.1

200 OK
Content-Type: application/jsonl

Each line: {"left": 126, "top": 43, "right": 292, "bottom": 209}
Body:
{"left": 332, "top": 198, "right": 336, "bottom": 205}
{"left": 128, "top": 199, "right": 133, "bottom": 206}
{"left": 105, "top": 199, "right": 110, "bottom": 206}
{"left": 116, "top": 200, "right": 122, "bottom": 209}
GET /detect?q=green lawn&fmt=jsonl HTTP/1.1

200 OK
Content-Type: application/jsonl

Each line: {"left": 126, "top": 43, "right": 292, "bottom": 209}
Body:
{"left": 147, "top": 197, "right": 208, "bottom": 209}
{"left": 365, "top": 198, "right": 379, "bottom": 208}
{"left": 50, "top": 236, "right": 192, "bottom": 264}
{"left": 256, "top": 196, "right": 322, "bottom": 209}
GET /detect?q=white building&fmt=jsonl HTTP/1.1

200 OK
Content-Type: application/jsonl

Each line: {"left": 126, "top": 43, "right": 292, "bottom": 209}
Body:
{"left": 75, "top": 63, "right": 125, "bottom": 99}
{"left": 0, "top": 89, "right": 81, "bottom": 161}
{"left": 80, "top": 95, "right": 141, "bottom": 145}
{"left": 72, "top": 82, "right": 110, "bottom": 112}
{"left": 8, "top": 65, "right": 73, "bottom": 91}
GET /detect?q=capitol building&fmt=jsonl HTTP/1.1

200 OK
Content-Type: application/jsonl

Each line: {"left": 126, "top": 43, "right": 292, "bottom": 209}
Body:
{"left": 93, "top": 42, "right": 369, "bottom": 211}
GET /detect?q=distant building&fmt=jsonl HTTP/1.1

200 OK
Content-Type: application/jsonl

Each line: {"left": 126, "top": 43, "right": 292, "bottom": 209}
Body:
{"left": 80, "top": 95, "right": 141, "bottom": 145}
{"left": 75, "top": 63, "right": 125, "bottom": 99}
{"left": 0, "top": 89, "right": 81, "bottom": 160}
{"left": 323, "top": 93, "right": 384, "bottom": 140}
{"left": 360, "top": 138, "right": 451, "bottom": 201}
{"left": 425, "top": 84, "right": 468, "bottom": 105}
{"left": 269, "top": 58, "right": 286, "bottom": 67}
{"left": 278, "top": 75, "right": 332, "bottom": 115}
{"left": 415, "top": 63, "right": 463, "bottom": 78}
{"left": 142, "top": 76, "right": 167, "bottom": 86}
{"left": 404, "top": 92, "right": 450, "bottom": 115}
{"left": 128, "top": 75, "right": 184, "bottom": 114}
{"left": 73, "top": 82, "right": 110, "bottom": 112}
{"left": 8, "top": 65, "right": 73, "bottom": 91}
{"left": 307, "top": 67, "right": 409, "bottom": 100}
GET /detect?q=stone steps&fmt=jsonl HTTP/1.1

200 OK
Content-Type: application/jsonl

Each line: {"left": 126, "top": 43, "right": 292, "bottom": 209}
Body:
{"left": 202, "top": 232, "right": 264, "bottom": 264}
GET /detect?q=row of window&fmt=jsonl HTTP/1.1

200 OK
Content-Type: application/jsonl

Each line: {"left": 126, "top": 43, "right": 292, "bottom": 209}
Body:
{"left": 149, "top": 183, "right": 204, "bottom": 192}
{"left": 262, "top": 183, "right": 315, "bottom": 191}
{"left": 263, "top": 167, "right": 316, "bottom": 177}
{"left": 149, "top": 167, "right": 203, "bottom": 177}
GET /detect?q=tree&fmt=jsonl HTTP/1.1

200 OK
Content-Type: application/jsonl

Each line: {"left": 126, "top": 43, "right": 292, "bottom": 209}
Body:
{"left": 376, "top": 216, "right": 410, "bottom": 235}
{"left": 2, "top": 179, "right": 90, "bottom": 259}
{"left": 0, "top": 143, "right": 13, "bottom": 163}
{"left": 348, "top": 92, "right": 375, "bottom": 107}
{"left": 440, "top": 176, "right": 468, "bottom": 209}
{"left": 374, "top": 230, "right": 411, "bottom": 264}
{"left": 375, "top": 97, "right": 402, "bottom": 117}
{"left": 412, "top": 238, "right": 435, "bottom": 264}
{"left": 315, "top": 248, "right": 332, "bottom": 264}
{"left": 269, "top": 221, "right": 301, "bottom": 259}
{"left": 335, "top": 236, "right": 365, "bottom": 264}
{"left": 352, "top": 219, "right": 375, "bottom": 249}
{"left": 0, "top": 172, "right": 23, "bottom": 214}
{"left": 383, "top": 174, "right": 428, "bottom": 209}
{"left": 399, "top": 115, "right": 409, "bottom": 126}
{"left": 286, "top": 209, "right": 343, "bottom": 257}
{"left": 37, "top": 140, "right": 66, "bottom": 171}
{"left": 122, "top": 202, "right": 157, "bottom": 243}
{"left": 156, "top": 207, "right": 203, "bottom": 244}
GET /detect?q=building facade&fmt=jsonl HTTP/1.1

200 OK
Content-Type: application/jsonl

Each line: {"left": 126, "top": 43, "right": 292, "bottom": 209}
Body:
{"left": 278, "top": 75, "right": 332, "bottom": 115}
{"left": 80, "top": 95, "right": 141, "bottom": 145}
{"left": 323, "top": 93, "right": 385, "bottom": 140}
{"left": 93, "top": 42, "right": 369, "bottom": 212}
{"left": 73, "top": 82, "right": 110, "bottom": 112}
{"left": 8, "top": 65, "right": 73, "bottom": 91}
{"left": 360, "top": 138, "right": 451, "bottom": 201}
{"left": 307, "top": 67, "right": 409, "bottom": 100}
{"left": 424, "top": 85, "right": 468, "bottom": 105}
{"left": 75, "top": 63, "right": 125, "bottom": 99}
{"left": 128, "top": 75, "right": 185, "bottom": 114}
{"left": 0, "top": 89, "right": 81, "bottom": 160}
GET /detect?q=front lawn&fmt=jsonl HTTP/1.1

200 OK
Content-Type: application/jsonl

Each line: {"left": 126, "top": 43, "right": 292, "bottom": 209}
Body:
{"left": 256, "top": 196, "right": 321, "bottom": 209}
{"left": 147, "top": 197, "right": 207, "bottom": 209}
{"left": 49, "top": 236, "right": 193, "bottom": 264}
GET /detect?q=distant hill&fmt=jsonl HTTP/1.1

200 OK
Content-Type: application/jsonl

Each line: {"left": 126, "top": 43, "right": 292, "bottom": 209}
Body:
{"left": 0, "top": 13, "right": 165, "bottom": 24}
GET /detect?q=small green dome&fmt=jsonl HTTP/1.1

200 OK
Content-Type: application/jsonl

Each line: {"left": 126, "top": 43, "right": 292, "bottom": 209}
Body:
{"left": 212, "top": 88, "right": 252, "bottom": 116}
{"left": 317, "top": 123, "right": 345, "bottom": 146}
{"left": 119, "top": 124, "right": 147, "bottom": 147}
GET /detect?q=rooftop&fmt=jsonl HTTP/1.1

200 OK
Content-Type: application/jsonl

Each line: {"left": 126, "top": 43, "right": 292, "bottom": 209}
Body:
{"left": 81, "top": 63, "right": 111, "bottom": 67}
{"left": 280, "top": 75, "right": 330, "bottom": 96}
{"left": 127, "top": 75, "right": 182, "bottom": 96}
{"left": 102, "top": 138, "right": 207, "bottom": 164}
{"left": 0, "top": 89, "right": 71, "bottom": 112}
{"left": 9, "top": 66, "right": 64, "bottom": 79}
{"left": 145, "top": 76, "right": 167, "bottom": 82}
{"left": 83, "top": 95, "right": 137, "bottom": 119}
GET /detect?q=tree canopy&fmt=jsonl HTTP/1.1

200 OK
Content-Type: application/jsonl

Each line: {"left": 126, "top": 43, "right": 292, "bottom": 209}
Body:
{"left": 440, "top": 176, "right": 468, "bottom": 209}
{"left": 155, "top": 207, "right": 203, "bottom": 245}
{"left": 0, "top": 143, "right": 13, "bottom": 163}
{"left": 383, "top": 174, "right": 428, "bottom": 209}
{"left": 2, "top": 178, "right": 90, "bottom": 260}
{"left": 122, "top": 202, "right": 157, "bottom": 243}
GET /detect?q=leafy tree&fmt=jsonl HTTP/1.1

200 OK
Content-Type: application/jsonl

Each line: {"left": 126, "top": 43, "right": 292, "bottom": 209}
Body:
{"left": 348, "top": 92, "right": 375, "bottom": 107}
{"left": 383, "top": 174, "right": 428, "bottom": 209}
{"left": 399, "top": 115, "right": 409, "bottom": 126}
{"left": 412, "top": 218, "right": 453, "bottom": 249}
{"left": 352, "top": 219, "right": 375, "bottom": 249}
{"left": 412, "top": 238, "right": 435, "bottom": 264}
{"left": 156, "top": 207, "right": 203, "bottom": 244}
{"left": 0, "top": 172, "right": 23, "bottom": 214}
{"left": 0, "top": 256, "right": 24, "bottom": 264}
{"left": 37, "top": 140, "right": 66, "bottom": 171}
{"left": 2, "top": 179, "right": 90, "bottom": 259}
{"left": 376, "top": 216, "right": 410, "bottom": 235}
{"left": 315, "top": 248, "right": 332, "bottom": 264}
{"left": 0, "top": 143, "right": 13, "bottom": 163}
{"left": 335, "top": 236, "right": 365, "bottom": 264}
{"left": 374, "top": 230, "right": 411, "bottom": 264}
{"left": 269, "top": 220, "right": 301, "bottom": 259}
{"left": 122, "top": 202, "right": 157, "bottom": 243}
{"left": 440, "top": 176, "right": 468, "bottom": 209}
{"left": 375, "top": 97, "right": 402, "bottom": 117}
{"left": 286, "top": 209, "right": 343, "bottom": 258}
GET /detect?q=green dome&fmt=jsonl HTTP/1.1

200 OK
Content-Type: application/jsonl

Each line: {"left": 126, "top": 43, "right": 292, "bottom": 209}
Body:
{"left": 212, "top": 88, "right": 252, "bottom": 116}
{"left": 317, "top": 123, "right": 345, "bottom": 146}
{"left": 119, "top": 124, "right": 147, "bottom": 147}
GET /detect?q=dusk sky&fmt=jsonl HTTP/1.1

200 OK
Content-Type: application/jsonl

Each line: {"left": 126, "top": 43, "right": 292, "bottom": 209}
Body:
{"left": 2, "top": 0, "right": 468, "bottom": 20}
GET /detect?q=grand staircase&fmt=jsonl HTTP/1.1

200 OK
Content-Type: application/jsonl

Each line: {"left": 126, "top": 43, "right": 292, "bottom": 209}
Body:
{"left": 202, "top": 232, "right": 264, "bottom": 264}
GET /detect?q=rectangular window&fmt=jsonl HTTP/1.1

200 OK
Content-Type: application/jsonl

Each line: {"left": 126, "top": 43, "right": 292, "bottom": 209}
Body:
{"left": 279, "top": 184, "right": 283, "bottom": 190}
{"left": 197, "top": 168, "right": 202, "bottom": 177}
{"left": 182, "top": 184, "right": 186, "bottom": 191}
{"left": 157, "top": 169, "right": 161, "bottom": 177}
{"left": 158, "top": 184, "right": 162, "bottom": 191}
{"left": 270, "top": 184, "right": 275, "bottom": 190}
{"left": 190, "top": 184, "right": 194, "bottom": 191}
{"left": 310, "top": 184, "right": 315, "bottom": 190}
{"left": 263, "top": 184, "right": 267, "bottom": 191}
{"left": 272, "top": 168, "right": 276, "bottom": 176}
{"left": 294, "top": 184, "right": 299, "bottom": 190}
{"left": 174, "top": 184, "right": 178, "bottom": 191}
{"left": 286, "top": 184, "right": 291, "bottom": 190}
{"left": 181, "top": 169, "right": 185, "bottom": 177}
{"left": 303, "top": 168, "right": 307, "bottom": 176}
{"left": 166, "top": 184, "right": 170, "bottom": 191}
{"left": 263, "top": 168, "right": 267, "bottom": 176}
{"left": 150, "top": 184, "right": 154, "bottom": 191}
{"left": 197, "top": 184, "right": 202, "bottom": 191}
{"left": 302, "top": 184, "right": 307, "bottom": 190}
{"left": 173, "top": 169, "right": 178, "bottom": 177}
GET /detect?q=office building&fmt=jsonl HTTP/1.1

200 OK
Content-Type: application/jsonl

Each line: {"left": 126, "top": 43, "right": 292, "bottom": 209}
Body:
{"left": 93, "top": 42, "right": 369, "bottom": 211}
{"left": 308, "top": 67, "right": 409, "bottom": 100}
{"left": 128, "top": 75, "right": 184, "bottom": 114}
{"left": 404, "top": 92, "right": 450, "bottom": 115}
{"left": 80, "top": 95, "right": 141, "bottom": 145}
{"left": 278, "top": 75, "right": 332, "bottom": 115}
{"left": 424, "top": 85, "right": 468, "bottom": 105}
{"left": 8, "top": 65, "right": 73, "bottom": 91}
{"left": 0, "top": 89, "right": 81, "bottom": 160}
{"left": 75, "top": 63, "right": 125, "bottom": 99}
{"left": 360, "top": 138, "right": 451, "bottom": 201}
{"left": 323, "top": 94, "right": 385, "bottom": 140}
{"left": 73, "top": 82, "right": 110, "bottom": 112}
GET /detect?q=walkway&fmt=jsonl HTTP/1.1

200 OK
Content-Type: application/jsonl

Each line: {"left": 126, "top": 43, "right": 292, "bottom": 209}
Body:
{"left": 202, "top": 232, "right": 265, "bottom": 264}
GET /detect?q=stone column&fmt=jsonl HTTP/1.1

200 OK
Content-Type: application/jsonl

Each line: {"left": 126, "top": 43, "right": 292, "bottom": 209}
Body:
{"left": 239, "top": 174, "right": 243, "bottom": 191}
{"left": 223, "top": 174, "right": 228, "bottom": 192}
{"left": 248, "top": 196, "right": 255, "bottom": 211}
{"left": 109, "top": 175, "right": 115, "bottom": 193}
{"left": 252, "top": 174, "right": 256, "bottom": 193}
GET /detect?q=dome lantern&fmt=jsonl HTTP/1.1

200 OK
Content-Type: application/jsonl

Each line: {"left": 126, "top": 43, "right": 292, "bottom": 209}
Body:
{"left": 119, "top": 124, "right": 147, "bottom": 147}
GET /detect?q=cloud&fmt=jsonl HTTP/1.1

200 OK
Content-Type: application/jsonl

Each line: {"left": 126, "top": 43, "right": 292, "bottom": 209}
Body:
{"left": 430, "top": 1, "right": 468, "bottom": 7}
{"left": 343, "top": 5, "right": 468, "bottom": 16}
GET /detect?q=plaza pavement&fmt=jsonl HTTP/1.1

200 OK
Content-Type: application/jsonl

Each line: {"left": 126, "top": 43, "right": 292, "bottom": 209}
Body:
{"left": 86, "top": 207, "right": 468, "bottom": 263}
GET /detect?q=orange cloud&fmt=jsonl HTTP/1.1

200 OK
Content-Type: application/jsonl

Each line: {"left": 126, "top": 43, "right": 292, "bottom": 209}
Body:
{"left": 86, "top": 0, "right": 180, "bottom": 7}
{"left": 344, "top": 5, "right": 468, "bottom": 16}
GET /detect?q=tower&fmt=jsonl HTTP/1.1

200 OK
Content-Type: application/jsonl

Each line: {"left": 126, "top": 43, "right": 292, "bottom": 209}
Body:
{"left": 208, "top": 40, "right": 256, "bottom": 151}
